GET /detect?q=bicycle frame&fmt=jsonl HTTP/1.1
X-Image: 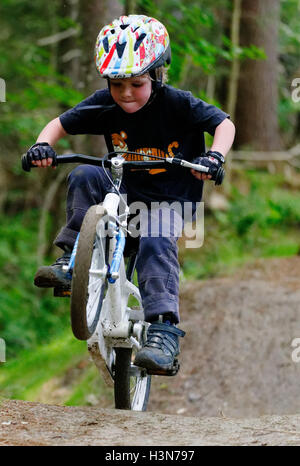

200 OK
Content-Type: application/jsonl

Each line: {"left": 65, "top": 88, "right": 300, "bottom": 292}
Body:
{"left": 85, "top": 159, "right": 148, "bottom": 386}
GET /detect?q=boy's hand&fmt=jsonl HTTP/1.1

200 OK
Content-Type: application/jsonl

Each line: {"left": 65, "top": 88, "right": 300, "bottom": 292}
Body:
{"left": 191, "top": 151, "right": 225, "bottom": 181}
{"left": 26, "top": 142, "right": 57, "bottom": 168}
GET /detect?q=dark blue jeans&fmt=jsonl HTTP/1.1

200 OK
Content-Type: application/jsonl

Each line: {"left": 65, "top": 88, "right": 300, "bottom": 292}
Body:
{"left": 55, "top": 165, "right": 181, "bottom": 323}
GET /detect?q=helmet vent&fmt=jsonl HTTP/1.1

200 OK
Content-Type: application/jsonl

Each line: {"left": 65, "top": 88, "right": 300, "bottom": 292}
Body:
{"left": 103, "top": 36, "right": 109, "bottom": 53}
{"left": 116, "top": 42, "right": 126, "bottom": 58}
{"left": 134, "top": 33, "right": 146, "bottom": 51}
{"left": 95, "top": 16, "right": 170, "bottom": 78}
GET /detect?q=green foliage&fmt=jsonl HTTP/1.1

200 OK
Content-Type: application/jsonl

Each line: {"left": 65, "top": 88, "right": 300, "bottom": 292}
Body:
{"left": 0, "top": 329, "right": 113, "bottom": 405}
{"left": 278, "top": 0, "right": 300, "bottom": 141}
{"left": 0, "top": 0, "right": 83, "bottom": 147}
{"left": 65, "top": 364, "right": 113, "bottom": 407}
{"left": 181, "top": 170, "right": 300, "bottom": 279}
{"left": 137, "top": 0, "right": 265, "bottom": 95}
{"left": 0, "top": 330, "right": 86, "bottom": 400}
{"left": 227, "top": 172, "right": 300, "bottom": 234}
{"left": 0, "top": 210, "right": 70, "bottom": 359}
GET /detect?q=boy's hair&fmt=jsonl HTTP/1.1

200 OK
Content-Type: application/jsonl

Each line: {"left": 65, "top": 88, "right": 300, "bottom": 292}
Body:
{"left": 152, "top": 66, "right": 169, "bottom": 85}
{"left": 107, "top": 67, "right": 168, "bottom": 86}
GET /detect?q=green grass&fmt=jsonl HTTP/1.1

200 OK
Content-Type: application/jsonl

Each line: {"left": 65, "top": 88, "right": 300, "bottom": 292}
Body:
{"left": 0, "top": 329, "right": 114, "bottom": 406}
{"left": 0, "top": 329, "right": 86, "bottom": 400}
{"left": 65, "top": 364, "right": 113, "bottom": 407}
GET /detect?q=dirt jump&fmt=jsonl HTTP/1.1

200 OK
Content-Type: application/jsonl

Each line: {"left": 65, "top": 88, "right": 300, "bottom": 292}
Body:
{"left": 1, "top": 256, "right": 300, "bottom": 445}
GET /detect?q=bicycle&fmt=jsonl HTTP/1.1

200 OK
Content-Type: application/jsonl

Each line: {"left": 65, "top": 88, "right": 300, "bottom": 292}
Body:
{"left": 22, "top": 150, "right": 224, "bottom": 411}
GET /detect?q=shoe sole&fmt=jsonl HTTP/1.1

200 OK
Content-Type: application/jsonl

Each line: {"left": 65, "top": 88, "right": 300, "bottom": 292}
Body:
{"left": 134, "top": 357, "right": 180, "bottom": 376}
{"left": 34, "top": 269, "right": 71, "bottom": 288}
{"left": 54, "top": 287, "right": 71, "bottom": 297}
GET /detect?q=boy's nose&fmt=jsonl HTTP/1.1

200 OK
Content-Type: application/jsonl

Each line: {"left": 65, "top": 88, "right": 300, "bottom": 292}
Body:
{"left": 121, "top": 86, "right": 132, "bottom": 98}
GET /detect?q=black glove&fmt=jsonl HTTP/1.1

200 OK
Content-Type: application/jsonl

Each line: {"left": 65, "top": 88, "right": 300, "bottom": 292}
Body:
{"left": 192, "top": 151, "right": 225, "bottom": 185}
{"left": 26, "top": 142, "right": 57, "bottom": 165}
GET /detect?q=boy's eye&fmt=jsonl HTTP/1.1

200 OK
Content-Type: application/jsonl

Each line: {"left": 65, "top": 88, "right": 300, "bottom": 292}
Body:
{"left": 132, "top": 83, "right": 143, "bottom": 88}
{"left": 110, "top": 82, "right": 121, "bottom": 87}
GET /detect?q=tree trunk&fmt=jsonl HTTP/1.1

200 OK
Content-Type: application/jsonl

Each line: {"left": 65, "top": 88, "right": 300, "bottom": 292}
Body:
{"left": 226, "top": 0, "right": 242, "bottom": 121}
{"left": 125, "top": 0, "right": 136, "bottom": 15}
{"left": 235, "top": 0, "right": 282, "bottom": 150}
{"left": 78, "top": 0, "right": 123, "bottom": 155}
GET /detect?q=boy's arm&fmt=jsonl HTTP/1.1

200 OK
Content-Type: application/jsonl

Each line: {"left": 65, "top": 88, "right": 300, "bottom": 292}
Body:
{"left": 210, "top": 117, "right": 235, "bottom": 157}
{"left": 191, "top": 118, "right": 235, "bottom": 180}
{"left": 36, "top": 117, "right": 67, "bottom": 145}
{"left": 31, "top": 117, "right": 67, "bottom": 168}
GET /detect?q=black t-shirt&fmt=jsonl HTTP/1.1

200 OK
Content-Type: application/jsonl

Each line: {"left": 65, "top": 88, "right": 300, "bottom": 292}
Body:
{"left": 59, "top": 85, "right": 229, "bottom": 205}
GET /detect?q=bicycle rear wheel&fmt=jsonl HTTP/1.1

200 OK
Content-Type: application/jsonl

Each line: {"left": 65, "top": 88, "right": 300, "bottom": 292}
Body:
{"left": 114, "top": 346, "right": 151, "bottom": 411}
{"left": 71, "top": 205, "right": 109, "bottom": 340}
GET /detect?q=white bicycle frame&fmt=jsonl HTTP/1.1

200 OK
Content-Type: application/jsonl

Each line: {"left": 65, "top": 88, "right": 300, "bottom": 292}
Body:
{"left": 87, "top": 192, "right": 148, "bottom": 387}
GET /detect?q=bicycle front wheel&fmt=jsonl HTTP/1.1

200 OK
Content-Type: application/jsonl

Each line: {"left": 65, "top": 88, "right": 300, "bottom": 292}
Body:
{"left": 71, "top": 205, "right": 109, "bottom": 340}
{"left": 114, "top": 346, "right": 151, "bottom": 411}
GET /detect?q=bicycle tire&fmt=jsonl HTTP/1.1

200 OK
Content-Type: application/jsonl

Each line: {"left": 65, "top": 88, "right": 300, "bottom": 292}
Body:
{"left": 114, "top": 347, "right": 151, "bottom": 411}
{"left": 71, "top": 205, "right": 108, "bottom": 340}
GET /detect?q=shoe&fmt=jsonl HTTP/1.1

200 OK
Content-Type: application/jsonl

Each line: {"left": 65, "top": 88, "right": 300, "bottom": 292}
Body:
{"left": 34, "top": 251, "right": 72, "bottom": 288}
{"left": 134, "top": 321, "right": 185, "bottom": 376}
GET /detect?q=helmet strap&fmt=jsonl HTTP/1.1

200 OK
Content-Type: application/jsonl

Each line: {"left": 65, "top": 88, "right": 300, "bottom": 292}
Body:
{"left": 149, "top": 69, "right": 163, "bottom": 92}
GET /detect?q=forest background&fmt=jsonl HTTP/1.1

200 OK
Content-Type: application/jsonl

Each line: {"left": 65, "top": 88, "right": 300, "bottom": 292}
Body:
{"left": 0, "top": 0, "right": 300, "bottom": 406}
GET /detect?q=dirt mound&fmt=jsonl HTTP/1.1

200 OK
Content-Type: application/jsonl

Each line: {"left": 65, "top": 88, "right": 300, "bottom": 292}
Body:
{"left": 2, "top": 256, "right": 300, "bottom": 445}
{"left": 2, "top": 399, "right": 300, "bottom": 445}
{"left": 149, "top": 256, "right": 300, "bottom": 418}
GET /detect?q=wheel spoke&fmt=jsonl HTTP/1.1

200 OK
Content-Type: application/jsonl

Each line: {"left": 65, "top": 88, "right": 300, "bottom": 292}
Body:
{"left": 87, "top": 283, "right": 103, "bottom": 319}
{"left": 130, "top": 380, "right": 138, "bottom": 394}
{"left": 88, "top": 276, "right": 103, "bottom": 292}
{"left": 95, "top": 232, "right": 105, "bottom": 265}
{"left": 86, "top": 232, "right": 107, "bottom": 323}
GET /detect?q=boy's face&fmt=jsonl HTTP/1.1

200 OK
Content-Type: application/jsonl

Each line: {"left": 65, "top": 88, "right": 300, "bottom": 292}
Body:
{"left": 109, "top": 74, "right": 152, "bottom": 113}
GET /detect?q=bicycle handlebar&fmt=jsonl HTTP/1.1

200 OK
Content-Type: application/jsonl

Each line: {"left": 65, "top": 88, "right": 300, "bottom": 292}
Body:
{"left": 21, "top": 151, "right": 225, "bottom": 185}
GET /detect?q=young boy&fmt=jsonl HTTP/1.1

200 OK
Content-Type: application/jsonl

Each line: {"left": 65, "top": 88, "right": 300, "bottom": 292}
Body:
{"left": 26, "top": 15, "right": 235, "bottom": 375}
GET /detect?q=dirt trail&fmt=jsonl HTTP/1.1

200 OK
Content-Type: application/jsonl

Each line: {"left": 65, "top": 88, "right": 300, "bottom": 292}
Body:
{"left": 2, "top": 399, "right": 300, "bottom": 446}
{"left": 2, "top": 256, "right": 300, "bottom": 445}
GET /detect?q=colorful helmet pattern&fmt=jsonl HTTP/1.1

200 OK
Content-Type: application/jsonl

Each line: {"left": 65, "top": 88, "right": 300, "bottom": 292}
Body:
{"left": 95, "top": 15, "right": 171, "bottom": 79}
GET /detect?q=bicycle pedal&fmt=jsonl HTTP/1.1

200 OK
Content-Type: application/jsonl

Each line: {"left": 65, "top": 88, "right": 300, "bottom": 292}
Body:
{"left": 54, "top": 287, "right": 71, "bottom": 298}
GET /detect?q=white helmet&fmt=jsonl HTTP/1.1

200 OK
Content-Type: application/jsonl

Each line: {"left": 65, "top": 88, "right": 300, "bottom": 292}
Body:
{"left": 95, "top": 15, "right": 171, "bottom": 79}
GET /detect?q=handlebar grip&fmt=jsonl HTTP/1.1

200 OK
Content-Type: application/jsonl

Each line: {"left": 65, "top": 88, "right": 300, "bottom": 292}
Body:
{"left": 21, "top": 152, "right": 58, "bottom": 172}
{"left": 21, "top": 153, "right": 32, "bottom": 172}
{"left": 213, "top": 167, "right": 225, "bottom": 185}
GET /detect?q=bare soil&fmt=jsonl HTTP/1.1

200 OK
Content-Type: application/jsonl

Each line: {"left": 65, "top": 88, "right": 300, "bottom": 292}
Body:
{"left": 2, "top": 256, "right": 300, "bottom": 446}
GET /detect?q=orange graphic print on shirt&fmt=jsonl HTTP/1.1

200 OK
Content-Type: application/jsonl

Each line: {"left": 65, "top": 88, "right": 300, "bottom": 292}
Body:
{"left": 111, "top": 132, "right": 179, "bottom": 175}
